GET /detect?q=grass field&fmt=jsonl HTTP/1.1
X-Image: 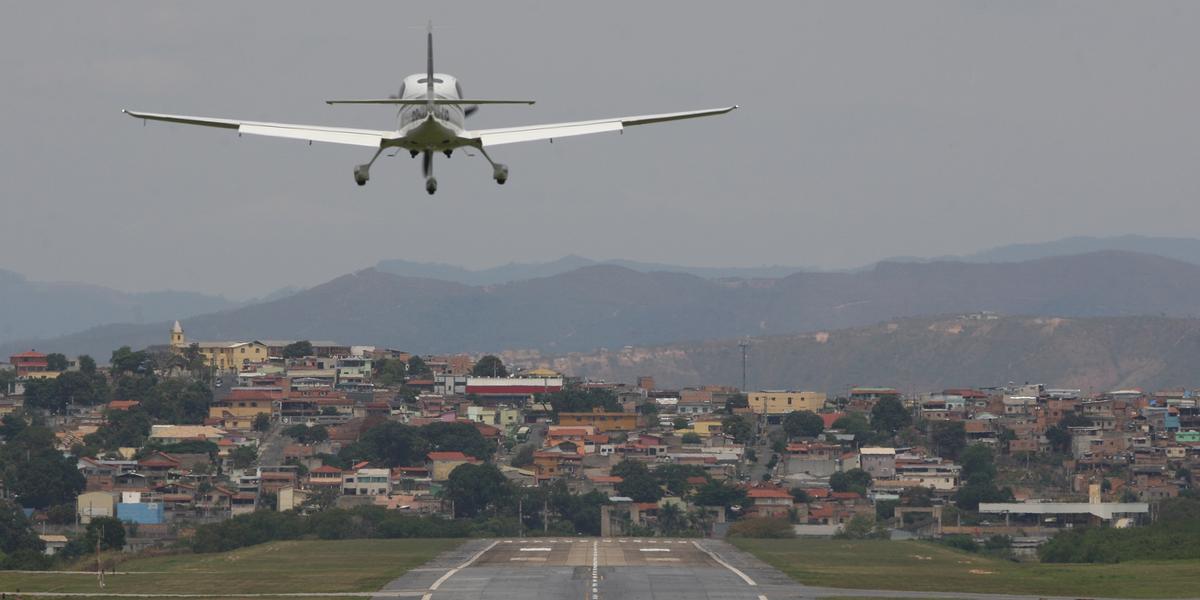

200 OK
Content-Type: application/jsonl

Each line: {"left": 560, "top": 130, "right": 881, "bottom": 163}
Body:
{"left": 0, "top": 538, "right": 463, "bottom": 596}
{"left": 732, "top": 538, "right": 1198, "bottom": 598}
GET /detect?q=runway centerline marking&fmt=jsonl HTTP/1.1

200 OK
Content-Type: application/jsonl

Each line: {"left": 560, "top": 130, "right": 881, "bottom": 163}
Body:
{"left": 519, "top": 547, "right": 552, "bottom": 551}
{"left": 639, "top": 548, "right": 671, "bottom": 552}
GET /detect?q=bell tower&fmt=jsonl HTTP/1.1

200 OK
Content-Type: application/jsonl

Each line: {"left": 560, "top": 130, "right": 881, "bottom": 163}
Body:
{"left": 170, "top": 320, "right": 186, "bottom": 350}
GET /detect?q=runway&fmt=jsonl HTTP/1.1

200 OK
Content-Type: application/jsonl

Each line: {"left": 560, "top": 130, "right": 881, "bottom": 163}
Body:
{"left": 375, "top": 538, "right": 768, "bottom": 600}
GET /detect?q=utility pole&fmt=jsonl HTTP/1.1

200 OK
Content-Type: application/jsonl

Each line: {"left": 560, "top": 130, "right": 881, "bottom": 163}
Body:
{"left": 518, "top": 497, "right": 523, "bottom": 538}
{"left": 738, "top": 340, "right": 750, "bottom": 392}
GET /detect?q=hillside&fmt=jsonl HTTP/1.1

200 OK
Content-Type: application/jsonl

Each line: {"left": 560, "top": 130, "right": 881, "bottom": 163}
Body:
{"left": 8, "top": 250, "right": 1200, "bottom": 359}
{"left": 0, "top": 268, "right": 238, "bottom": 346}
{"left": 539, "top": 315, "right": 1200, "bottom": 392}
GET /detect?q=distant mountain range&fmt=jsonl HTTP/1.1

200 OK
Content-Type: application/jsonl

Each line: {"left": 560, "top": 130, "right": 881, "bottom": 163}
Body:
{"left": 374, "top": 255, "right": 811, "bottom": 285}
{"left": 8, "top": 250, "right": 1200, "bottom": 361}
{"left": 539, "top": 314, "right": 1200, "bottom": 393}
{"left": 889, "top": 234, "right": 1200, "bottom": 267}
{"left": 0, "top": 268, "right": 239, "bottom": 347}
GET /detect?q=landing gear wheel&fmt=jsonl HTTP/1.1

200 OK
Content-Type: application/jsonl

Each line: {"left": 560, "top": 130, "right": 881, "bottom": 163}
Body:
{"left": 494, "top": 164, "right": 509, "bottom": 185}
{"left": 353, "top": 165, "right": 369, "bottom": 186}
{"left": 425, "top": 177, "right": 438, "bottom": 195}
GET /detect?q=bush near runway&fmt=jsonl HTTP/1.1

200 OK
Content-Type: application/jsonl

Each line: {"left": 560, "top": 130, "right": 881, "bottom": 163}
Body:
{"left": 732, "top": 538, "right": 1200, "bottom": 599}
{"left": 0, "top": 538, "right": 462, "bottom": 595}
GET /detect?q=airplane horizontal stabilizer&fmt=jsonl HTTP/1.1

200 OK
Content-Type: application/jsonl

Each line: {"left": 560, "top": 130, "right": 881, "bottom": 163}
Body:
{"left": 326, "top": 99, "right": 535, "bottom": 106}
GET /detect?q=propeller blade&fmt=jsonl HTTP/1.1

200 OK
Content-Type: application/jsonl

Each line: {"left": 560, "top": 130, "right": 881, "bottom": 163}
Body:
{"left": 464, "top": 105, "right": 478, "bottom": 118}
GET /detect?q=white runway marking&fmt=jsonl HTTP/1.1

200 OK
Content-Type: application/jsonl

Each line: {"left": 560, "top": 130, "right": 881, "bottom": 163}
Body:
{"left": 509, "top": 557, "right": 547, "bottom": 562}
{"left": 646, "top": 557, "right": 681, "bottom": 562}
{"left": 422, "top": 540, "right": 499, "bottom": 600}
{"left": 639, "top": 548, "right": 671, "bottom": 552}
{"left": 519, "top": 547, "right": 552, "bottom": 551}
{"left": 691, "top": 541, "right": 757, "bottom": 586}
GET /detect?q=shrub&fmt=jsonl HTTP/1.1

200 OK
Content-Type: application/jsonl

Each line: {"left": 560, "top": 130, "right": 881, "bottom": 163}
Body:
{"left": 727, "top": 517, "right": 795, "bottom": 538}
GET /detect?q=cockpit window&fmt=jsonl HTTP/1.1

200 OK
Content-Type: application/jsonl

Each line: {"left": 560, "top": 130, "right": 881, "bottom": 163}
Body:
{"left": 416, "top": 77, "right": 443, "bottom": 84}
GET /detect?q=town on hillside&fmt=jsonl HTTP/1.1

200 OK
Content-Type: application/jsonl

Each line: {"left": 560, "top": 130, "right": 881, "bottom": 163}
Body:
{"left": 0, "top": 320, "right": 1195, "bottom": 562}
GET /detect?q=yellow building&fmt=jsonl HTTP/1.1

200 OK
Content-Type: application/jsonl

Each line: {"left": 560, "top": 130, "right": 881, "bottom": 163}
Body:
{"left": 170, "top": 321, "right": 268, "bottom": 371}
{"left": 558, "top": 408, "right": 639, "bottom": 433}
{"left": 747, "top": 390, "right": 827, "bottom": 415}
{"left": 685, "top": 419, "right": 725, "bottom": 438}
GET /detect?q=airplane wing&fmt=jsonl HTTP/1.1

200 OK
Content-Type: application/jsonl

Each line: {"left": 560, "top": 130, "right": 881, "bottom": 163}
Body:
{"left": 465, "top": 106, "right": 737, "bottom": 147}
{"left": 122, "top": 110, "right": 395, "bottom": 148}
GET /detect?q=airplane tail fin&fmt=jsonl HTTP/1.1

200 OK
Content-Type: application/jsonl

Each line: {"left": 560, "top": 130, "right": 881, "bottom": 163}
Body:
{"left": 425, "top": 21, "right": 435, "bottom": 115}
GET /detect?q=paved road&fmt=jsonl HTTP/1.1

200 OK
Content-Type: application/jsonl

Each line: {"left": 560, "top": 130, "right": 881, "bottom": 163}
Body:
{"left": 373, "top": 538, "right": 1197, "bottom": 600}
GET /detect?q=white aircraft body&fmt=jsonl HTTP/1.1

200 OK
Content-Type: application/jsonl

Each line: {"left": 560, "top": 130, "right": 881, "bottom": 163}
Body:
{"left": 124, "top": 28, "right": 737, "bottom": 194}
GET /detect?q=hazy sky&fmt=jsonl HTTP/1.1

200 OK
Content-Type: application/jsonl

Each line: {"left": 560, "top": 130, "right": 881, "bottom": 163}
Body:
{"left": 3, "top": 2, "right": 1199, "bottom": 299}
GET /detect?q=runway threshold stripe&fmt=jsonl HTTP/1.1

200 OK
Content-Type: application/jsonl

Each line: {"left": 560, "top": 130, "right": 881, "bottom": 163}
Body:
{"left": 691, "top": 541, "right": 757, "bottom": 587}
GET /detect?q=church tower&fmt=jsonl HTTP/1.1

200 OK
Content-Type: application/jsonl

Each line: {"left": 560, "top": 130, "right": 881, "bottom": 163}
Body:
{"left": 170, "top": 320, "right": 186, "bottom": 350}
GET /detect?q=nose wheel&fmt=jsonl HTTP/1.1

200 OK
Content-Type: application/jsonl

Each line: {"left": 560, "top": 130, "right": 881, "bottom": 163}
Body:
{"left": 353, "top": 165, "right": 369, "bottom": 186}
{"left": 425, "top": 177, "right": 438, "bottom": 195}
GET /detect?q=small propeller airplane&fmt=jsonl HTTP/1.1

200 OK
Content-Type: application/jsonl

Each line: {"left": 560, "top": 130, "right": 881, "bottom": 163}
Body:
{"left": 124, "top": 25, "right": 737, "bottom": 195}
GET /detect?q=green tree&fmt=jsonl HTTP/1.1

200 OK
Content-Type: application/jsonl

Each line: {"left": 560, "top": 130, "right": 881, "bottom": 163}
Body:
{"left": 612, "top": 460, "right": 663, "bottom": 502}
{"left": 511, "top": 444, "right": 535, "bottom": 468}
{"left": 84, "top": 516, "right": 127, "bottom": 551}
{"left": 471, "top": 355, "right": 508, "bottom": 377}
{"left": 110, "top": 346, "right": 151, "bottom": 374}
{"left": 142, "top": 378, "right": 212, "bottom": 424}
{"left": 46, "top": 352, "right": 70, "bottom": 372}
{"left": 832, "top": 413, "right": 871, "bottom": 437}
{"left": 672, "top": 417, "right": 689, "bottom": 430}
{"left": 284, "top": 424, "right": 329, "bottom": 445}
{"left": 829, "top": 469, "right": 872, "bottom": 495}
{"left": 0, "top": 499, "right": 45, "bottom": 555}
{"left": 693, "top": 480, "right": 746, "bottom": 510}
{"left": 541, "top": 385, "right": 620, "bottom": 415}
{"left": 681, "top": 432, "right": 701, "bottom": 444}
{"left": 960, "top": 444, "right": 998, "bottom": 485}
{"left": 230, "top": 445, "right": 258, "bottom": 469}
{"left": 406, "top": 355, "right": 432, "bottom": 378}
{"left": 789, "top": 487, "right": 811, "bottom": 503}
{"left": 930, "top": 421, "right": 967, "bottom": 459}
{"left": 1045, "top": 425, "right": 1072, "bottom": 454}
{"left": 78, "top": 354, "right": 97, "bottom": 375}
{"left": 252, "top": 413, "right": 271, "bottom": 432}
{"left": 783, "top": 410, "right": 824, "bottom": 439}
{"left": 658, "top": 502, "right": 686, "bottom": 535}
{"left": 282, "top": 341, "right": 314, "bottom": 358}
{"left": 444, "top": 463, "right": 512, "bottom": 518}
{"left": 721, "top": 414, "right": 755, "bottom": 444}
{"left": 372, "top": 358, "right": 408, "bottom": 386}
{"left": 0, "top": 425, "right": 85, "bottom": 508}
{"left": 870, "top": 397, "right": 911, "bottom": 436}
{"left": 724, "top": 393, "right": 748, "bottom": 413}
{"left": 84, "top": 408, "right": 152, "bottom": 450}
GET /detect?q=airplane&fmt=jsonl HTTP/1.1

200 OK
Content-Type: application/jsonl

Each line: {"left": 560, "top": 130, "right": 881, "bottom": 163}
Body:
{"left": 123, "top": 25, "right": 737, "bottom": 195}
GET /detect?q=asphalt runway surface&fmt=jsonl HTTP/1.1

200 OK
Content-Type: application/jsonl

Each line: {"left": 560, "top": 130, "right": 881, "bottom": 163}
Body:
{"left": 372, "top": 538, "right": 1191, "bottom": 600}
{"left": 376, "top": 537, "right": 768, "bottom": 600}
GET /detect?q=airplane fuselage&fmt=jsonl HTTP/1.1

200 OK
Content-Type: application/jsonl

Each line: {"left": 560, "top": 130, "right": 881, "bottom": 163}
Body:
{"left": 394, "top": 72, "right": 469, "bottom": 152}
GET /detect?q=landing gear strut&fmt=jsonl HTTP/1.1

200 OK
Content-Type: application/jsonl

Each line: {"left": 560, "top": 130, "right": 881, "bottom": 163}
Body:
{"left": 353, "top": 147, "right": 385, "bottom": 186}
{"left": 422, "top": 151, "right": 437, "bottom": 195}
{"left": 478, "top": 146, "right": 508, "bottom": 185}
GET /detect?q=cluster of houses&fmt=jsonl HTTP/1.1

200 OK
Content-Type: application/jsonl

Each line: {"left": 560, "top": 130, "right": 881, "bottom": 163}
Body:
{"left": 2, "top": 321, "right": 1198, "bottom": 549}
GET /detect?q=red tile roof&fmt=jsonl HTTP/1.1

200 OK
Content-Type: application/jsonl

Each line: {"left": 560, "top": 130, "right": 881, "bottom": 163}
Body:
{"left": 427, "top": 451, "right": 470, "bottom": 461}
{"left": 311, "top": 465, "right": 343, "bottom": 474}
{"left": 747, "top": 488, "right": 794, "bottom": 499}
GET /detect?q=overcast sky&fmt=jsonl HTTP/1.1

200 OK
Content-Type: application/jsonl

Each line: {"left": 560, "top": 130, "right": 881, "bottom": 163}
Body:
{"left": 2, "top": 2, "right": 1199, "bottom": 299}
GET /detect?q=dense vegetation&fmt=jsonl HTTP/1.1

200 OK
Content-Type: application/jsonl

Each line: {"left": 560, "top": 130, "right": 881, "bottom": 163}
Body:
{"left": 1039, "top": 498, "right": 1200, "bottom": 563}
